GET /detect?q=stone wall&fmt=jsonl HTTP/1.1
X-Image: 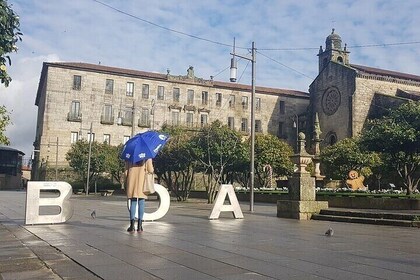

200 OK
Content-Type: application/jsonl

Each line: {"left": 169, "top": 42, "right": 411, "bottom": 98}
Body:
{"left": 352, "top": 74, "right": 420, "bottom": 135}
{"left": 34, "top": 64, "right": 309, "bottom": 177}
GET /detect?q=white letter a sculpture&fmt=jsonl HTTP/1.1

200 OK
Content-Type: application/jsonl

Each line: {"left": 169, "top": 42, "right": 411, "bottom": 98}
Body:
{"left": 209, "top": 184, "right": 244, "bottom": 219}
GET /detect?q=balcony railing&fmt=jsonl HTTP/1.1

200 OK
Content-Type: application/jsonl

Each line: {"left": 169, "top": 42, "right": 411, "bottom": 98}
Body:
{"left": 120, "top": 117, "right": 133, "bottom": 126}
{"left": 67, "top": 112, "right": 82, "bottom": 122}
{"left": 138, "top": 119, "right": 151, "bottom": 128}
{"left": 100, "top": 114, "right": 114, "bottom": 125}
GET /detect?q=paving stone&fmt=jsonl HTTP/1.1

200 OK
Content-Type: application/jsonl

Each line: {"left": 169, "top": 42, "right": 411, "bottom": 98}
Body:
{"left": 1, "top": 191, "right": 420, "bottom": 280}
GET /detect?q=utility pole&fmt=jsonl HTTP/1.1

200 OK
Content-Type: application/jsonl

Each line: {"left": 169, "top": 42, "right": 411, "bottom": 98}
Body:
{"left": 86, "top": 122, "right": 93, "bottom": 195}
{"left": 55, "top": 137, "right": 59, "bottom": 180}
{"left": 230, "top": 40, "right": 256, "bottom": 212}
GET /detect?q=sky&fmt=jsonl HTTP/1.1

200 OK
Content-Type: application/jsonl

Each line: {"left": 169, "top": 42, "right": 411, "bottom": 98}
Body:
{"left": 2, "top": 0, "right": 420, "bottom": 159}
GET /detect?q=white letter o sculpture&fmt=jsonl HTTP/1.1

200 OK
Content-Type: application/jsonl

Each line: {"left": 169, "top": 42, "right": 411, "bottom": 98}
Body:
{"left": 143, "top": 184, "right": 170, "bottom": 221}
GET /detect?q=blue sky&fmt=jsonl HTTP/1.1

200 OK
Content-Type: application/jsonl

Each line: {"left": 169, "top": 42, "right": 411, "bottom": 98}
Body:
{"left": 2, "top": 0, "right": 420, "bottom": 158}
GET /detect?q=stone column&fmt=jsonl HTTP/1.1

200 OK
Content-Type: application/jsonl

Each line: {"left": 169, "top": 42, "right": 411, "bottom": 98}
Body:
{"left": 312, "top": 113, "right": 325, "bottom": 185}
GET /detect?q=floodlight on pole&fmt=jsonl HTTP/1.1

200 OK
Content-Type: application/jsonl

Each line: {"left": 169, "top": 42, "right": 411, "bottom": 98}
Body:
{"left": 230, "top": 38, "right": 237, "bottom": 82}
{"left": 230, "top": 39, "right": 256, "bottom": 212}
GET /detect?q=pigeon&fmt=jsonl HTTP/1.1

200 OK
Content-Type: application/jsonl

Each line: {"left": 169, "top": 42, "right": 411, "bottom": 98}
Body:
{"left": 91, "top": 210, "right": 96, "bottom": 219}
{"left": 325, "top": 227, "right": 334, "bottom": 236}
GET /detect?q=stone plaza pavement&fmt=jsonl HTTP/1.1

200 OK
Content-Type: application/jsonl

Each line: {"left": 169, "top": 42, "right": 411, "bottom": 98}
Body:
{"left": 0, "top": 190, "right": 419, "bottom": 280}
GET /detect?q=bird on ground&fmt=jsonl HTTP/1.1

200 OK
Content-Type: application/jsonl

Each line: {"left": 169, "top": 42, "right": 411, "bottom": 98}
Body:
{"left": 91, "top": 210, "right": 96, "bottom": 219}
{"left": 325, "top": 227, "right": 334, "bottom": 236}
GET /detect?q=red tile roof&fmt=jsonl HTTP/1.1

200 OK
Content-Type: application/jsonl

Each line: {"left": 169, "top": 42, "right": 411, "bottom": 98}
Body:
{"left": 40, "top": 62, "right": 309, "bottom": 98}
{"left": 351, "top": 64, "right": 420, "bottom": 83}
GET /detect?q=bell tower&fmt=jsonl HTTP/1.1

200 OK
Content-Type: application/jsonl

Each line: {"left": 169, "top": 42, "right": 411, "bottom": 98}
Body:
{"left": 317, "top": 29, "right": 350, "bottom": 73}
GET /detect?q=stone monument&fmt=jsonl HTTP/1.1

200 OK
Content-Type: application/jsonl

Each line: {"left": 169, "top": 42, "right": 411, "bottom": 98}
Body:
{"left": 277, "top": 132, "right": 328, "bottom": 220}
{"left": 312, "top": 113, "right": 325, "bottom": 184}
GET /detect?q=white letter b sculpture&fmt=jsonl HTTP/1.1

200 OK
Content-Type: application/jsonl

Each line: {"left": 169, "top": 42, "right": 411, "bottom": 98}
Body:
{"left": 25, "top": 181, "right": 74, "bottom": 225}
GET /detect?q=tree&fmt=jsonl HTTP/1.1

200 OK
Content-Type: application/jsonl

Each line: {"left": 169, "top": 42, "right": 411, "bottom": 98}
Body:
{"left": 360, "top": 101, "right": 420, "bottom": 194}
{"left": 1, "top": 0, "right": 22, "bottom": 86}
{"left": 320, "top": 137, "right": 382, "bottom": 181}
{"left": 254, "top": 134, "right": 294, "bottom": 188}
{"left": 0, "top": 105, "right": 11, "bottom": 144}
{"left": 66, "top": 140, "right": 107, "bottom": 192}
{"left": 191, "top": 120, "right": 248, "bottom": 203}
{"left": 102, "top": 144, "right": 125, "bottom": 190}
{"left": 153, "top": 125, "right": 196, "bottom": 201}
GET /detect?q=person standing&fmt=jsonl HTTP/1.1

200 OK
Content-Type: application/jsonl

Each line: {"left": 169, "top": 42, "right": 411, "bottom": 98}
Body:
{"left": 125, "top": 158, "right": 154, "bottom": 232}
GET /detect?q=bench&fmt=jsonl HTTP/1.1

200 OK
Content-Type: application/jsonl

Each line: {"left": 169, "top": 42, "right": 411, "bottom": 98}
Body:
{"left": 100, "top": 190, "right": 115, "bottom": 196}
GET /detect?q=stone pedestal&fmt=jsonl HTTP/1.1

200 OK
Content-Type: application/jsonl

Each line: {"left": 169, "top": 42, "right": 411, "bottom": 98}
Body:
{"left": 277, "top": 174, "right": 328, "bottom": 220}
{"left": 277, "top": 200, "right": 329, "bottom": 220}
{"left": 277, "top": 132, "right": 328, "bottom": 220}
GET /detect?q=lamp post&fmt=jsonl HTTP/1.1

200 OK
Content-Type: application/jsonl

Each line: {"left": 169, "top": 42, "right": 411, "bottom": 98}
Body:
{"left": 131, "top": 100, "right": 135, "bottom": 137}
{"left": 151, "top": 99, "right": 155, "bottom": 130}
{"left": 230, "top": 40, "right": 256, "bottom": 212}
{"left": 80, "top": 122, "right": 93, "bottom": 195}
{"left": 293, "top": 114, "right": 299, "bottom": 153}
{"left": 55, "top": 137, "right": 59, "bottom": 180}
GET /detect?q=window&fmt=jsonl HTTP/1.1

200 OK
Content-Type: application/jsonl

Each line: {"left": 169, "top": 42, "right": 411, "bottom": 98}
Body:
{"left": 73, "top": 75, "right": 81, "bottom": 90}
{"left": 187, "top": 89, "right": 194, "bottom": 105}
{"left": 142, "top": 84, "right": 149, "bottom": 99}
{"left": 103, "top": 134, "right": 111, "bottom": 145}
{"left": 241, "top": 96, "right": 248, "bottom": 109}
{"left": 229, "top": 95, "right": 235, "bottom": 108}
{"left": 173, "top": 87, "right": 180, "bottom": 102}
{"left": 278, "top": 122, "right": 284, "bottom": 138}
{"left": 186, "top": 112, "right": 194, "bottom": 127}
{"left": 255, "top": 120, "right": 262, "bottom": 133}
{"left": 241, "top": 118, "right": 248, "bottom": 132}
{"left": 256, "top": 98, "right": 261, "bottom": 111}
{"left": 126, "top": 82, "right": 134, "bottom": 96}
{"left": 102, "top": 104, "right": 113, "bottom": 123}
{"left": 202, "top": 91, "right": 208, "bottom": 105}
{"left": 140, "top": 108, "right": 149, "bottom": 126}
{"left": 157, "top": 86, "right": 165, "bottom": 100}
{"left": 279, "top": 101, "right": 285, "bottom": 114}
{"left": 171, "top": 111, "right": 180, "bottom": 126}
{"left": 227, "top": 117, "right": 235, "bottom": 130}
{"left": 123, "top": 136, "right": 130, "bottom": 144}
{"left": 124, "top": 107, "right": 133, "bottom": 125}
{"left": 200, "top": 114, "right": 208, "bottom": 127}
{"left": 216, "top": 93, "right": 222, "bottom": 107}
{"left": 71, "top": 132, "right": 79, "bottom": 144}
{"left": 87, "top": 132, "right": 95, "bottom": 142}
{"left": 69, "top": 101, "right": 81, "bottom": 120}
{"left": 105, "top": 79, "right": 114, "bottom": 94}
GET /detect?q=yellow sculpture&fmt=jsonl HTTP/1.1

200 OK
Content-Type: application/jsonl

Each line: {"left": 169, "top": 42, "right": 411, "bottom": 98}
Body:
{"left": 346, "top": 170, "right": 366, "bottom": 190}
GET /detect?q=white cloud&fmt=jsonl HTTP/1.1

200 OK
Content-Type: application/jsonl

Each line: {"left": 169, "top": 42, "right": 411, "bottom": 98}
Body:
{"left": 2, "top": 0, "right": 420, "bottom": 158}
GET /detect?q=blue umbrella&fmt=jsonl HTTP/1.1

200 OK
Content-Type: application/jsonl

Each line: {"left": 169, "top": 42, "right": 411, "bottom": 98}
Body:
{"left": 120, "top": 131, "right": 169, "bottom": 163}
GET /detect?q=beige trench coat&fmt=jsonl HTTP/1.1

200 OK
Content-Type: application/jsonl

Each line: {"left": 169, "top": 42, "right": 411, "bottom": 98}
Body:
{"left": 125, "top": 159, "right": 154, "bottom": 199}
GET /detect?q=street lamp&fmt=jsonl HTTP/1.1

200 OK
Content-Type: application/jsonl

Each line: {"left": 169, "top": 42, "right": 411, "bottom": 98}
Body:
{"left": 151, "top": 99, "right": 155, "bottom": 130}
{"left": 230, "top": 40, "right": 256, "bottom": 212}
{"left": 80, "top": 122, "right": 93, "bottom": 195}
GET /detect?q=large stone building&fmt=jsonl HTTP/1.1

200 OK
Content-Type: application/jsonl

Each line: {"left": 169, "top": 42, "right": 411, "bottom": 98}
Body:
{"left": 32, "top": 62, "right": 308, "bottom": 179}
{"left": 32, "top": 30, "right": 420, "bottom": 180}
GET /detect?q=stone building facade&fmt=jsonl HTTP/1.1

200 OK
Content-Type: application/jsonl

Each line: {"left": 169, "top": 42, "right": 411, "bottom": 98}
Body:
{"left": 309, "top": 29, "right": 420, "bottom": 146}
{"left": 32, "top": 63, "right": 309, "bottom": 179}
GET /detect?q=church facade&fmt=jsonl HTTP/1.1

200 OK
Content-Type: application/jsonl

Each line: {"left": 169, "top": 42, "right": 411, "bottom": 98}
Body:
{"left": 309, "top": 29, "right": 420, "bottom": 147}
